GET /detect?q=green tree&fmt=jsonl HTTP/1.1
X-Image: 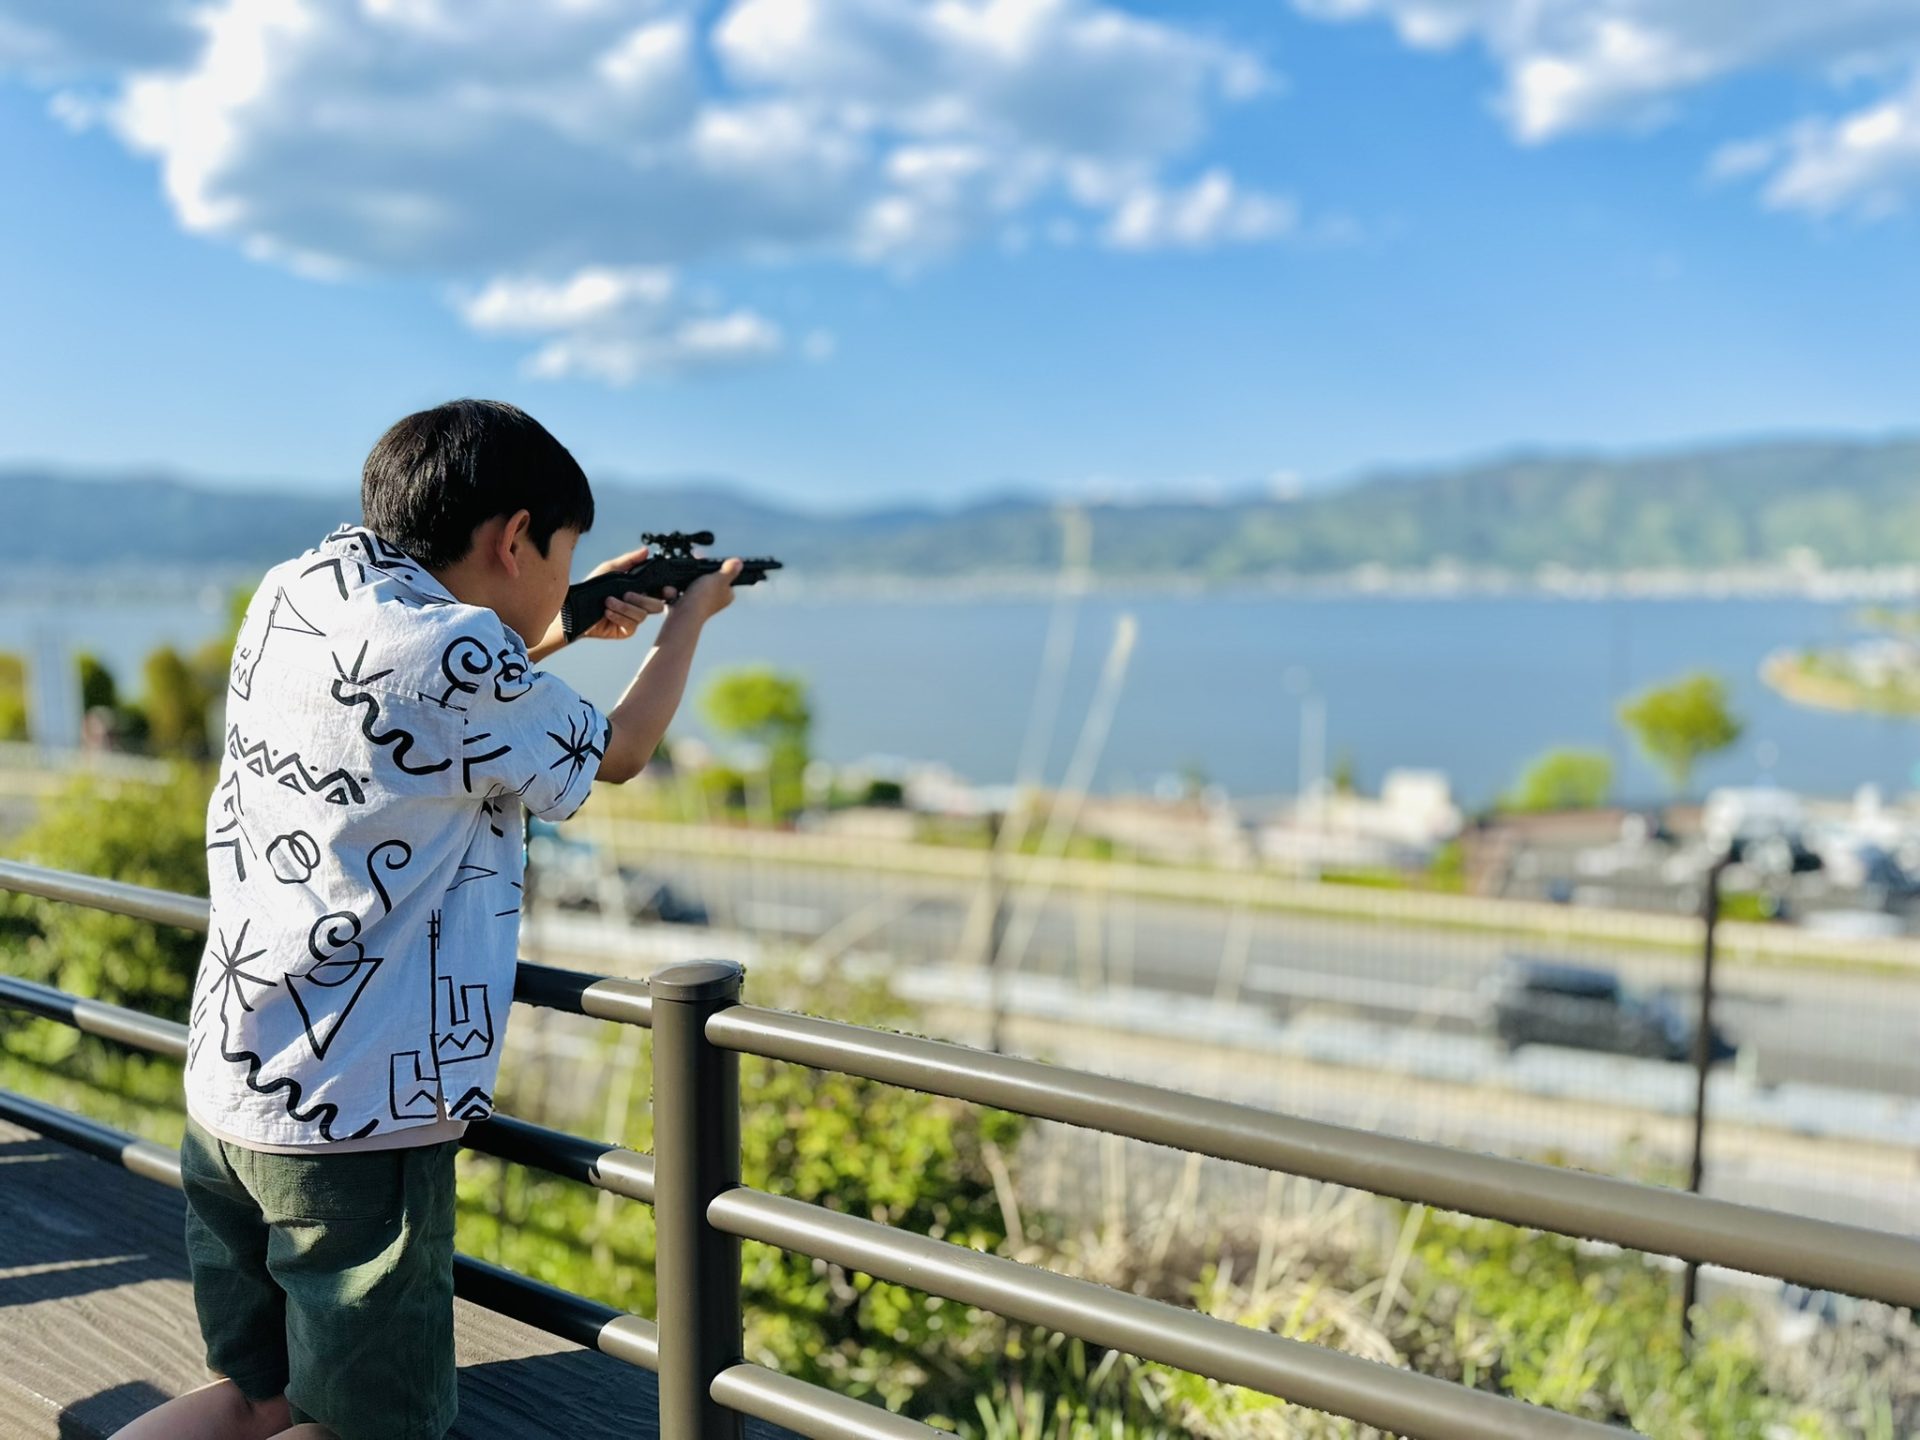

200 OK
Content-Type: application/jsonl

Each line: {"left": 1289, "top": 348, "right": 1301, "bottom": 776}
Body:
{"left": 1506, "top": 748, "right": 1613, "bottom": 812}
{"left": 140, "top": 646, "right": 212, "bottom": 759}
{"left": 701, "top": 667, "right": 813, "bottom": 816}
{"left": 0, "top": 652, "right": 27, "bottom": 741}
{"left": 76, "top": 652, "right": 119, "bottom": 713}
{"left": 1618, "top": 673, "right": 1744, "bottom": 794}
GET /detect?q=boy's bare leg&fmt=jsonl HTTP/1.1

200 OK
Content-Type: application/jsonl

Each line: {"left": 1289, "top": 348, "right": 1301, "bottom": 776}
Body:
{"left": 113, "top": 1378, "right": 293, "bottom": 1439}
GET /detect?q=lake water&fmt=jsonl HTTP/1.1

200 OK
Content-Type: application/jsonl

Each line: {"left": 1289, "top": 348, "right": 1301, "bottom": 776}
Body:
{"left": 3, "top": 586, "right": 1908, "bottom": 806}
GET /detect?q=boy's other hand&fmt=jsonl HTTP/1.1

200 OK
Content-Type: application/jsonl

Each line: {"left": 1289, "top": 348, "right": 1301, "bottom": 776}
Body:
{"left": 669, "top": 556, "right": 744, "bottom": 624}
{"left": 576, "top": 545, "right": 668, "bottom": 641}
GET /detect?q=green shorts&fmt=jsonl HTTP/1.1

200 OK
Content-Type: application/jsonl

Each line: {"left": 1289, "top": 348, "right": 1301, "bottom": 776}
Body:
{"left": 180, "top": 1114, "right": 460, "bottom": 1440}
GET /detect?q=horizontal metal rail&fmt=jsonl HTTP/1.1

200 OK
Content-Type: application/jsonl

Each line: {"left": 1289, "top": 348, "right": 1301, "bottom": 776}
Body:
{"left": 451, "top": 1254, "right": 661, "bottom": 1374}
{"left": 0, "top": 858, "right": 210, "bottom": 931}
{"left": 466, "top": 1114, "right": 656, "bottom": 1206}
{"left": 512, "top": 960, "right": 654, "bottom": 1028}
{"left": 0, "top": 1088, "right": 183, "bottom": 1188}
{"left": 0, "top": 974, "right": 188, "bottom": 1062}
{"left": 707, "top": 1003, "right": 1920, "bottom": 1309}
{"left": 708, "top": 1185, "right": 1614, "bottom": 1440}
{"left": 709, "top": 1364, "right": 943, "bottom": 1440}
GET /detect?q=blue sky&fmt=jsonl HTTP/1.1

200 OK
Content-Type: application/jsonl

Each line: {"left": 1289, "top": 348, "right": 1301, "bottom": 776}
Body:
{"left": 1, "top": 0, "right": 1916, "bottom": 508}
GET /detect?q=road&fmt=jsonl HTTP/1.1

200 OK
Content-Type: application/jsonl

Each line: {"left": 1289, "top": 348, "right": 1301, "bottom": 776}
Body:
{"left": 586, "top": 848, "right": 1920, "bottom": 1100}
{"left": 516, "top": 907, "right": 1920, "bottom": 1238}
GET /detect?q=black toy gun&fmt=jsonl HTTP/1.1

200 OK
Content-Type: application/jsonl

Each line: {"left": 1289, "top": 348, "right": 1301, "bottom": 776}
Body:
{"left": 559, "top": 530, "right": 781, "bottom": 642}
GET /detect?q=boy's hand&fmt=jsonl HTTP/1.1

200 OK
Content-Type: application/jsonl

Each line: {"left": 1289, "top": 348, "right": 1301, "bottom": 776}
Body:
{"left": 580, "top": 545, "right": 670, "bottom": 640}
{"left": 668, "top": 556, "right": 744, "bottom": 624}
{"left": 533, "top": 546, "right": 666, "bottom": 659}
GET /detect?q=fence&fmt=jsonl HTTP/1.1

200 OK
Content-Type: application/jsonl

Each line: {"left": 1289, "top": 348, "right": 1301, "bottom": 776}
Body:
{"left": 563, "top": 812, "right": 1920, "bottom": 1238}
{"left": 4, "top": 856, "right": 1920, "bottom": 1438}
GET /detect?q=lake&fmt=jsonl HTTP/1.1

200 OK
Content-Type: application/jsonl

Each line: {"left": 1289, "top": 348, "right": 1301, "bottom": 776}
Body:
{"left": 2, "top": 585, "right": 1907, "bottom": 806}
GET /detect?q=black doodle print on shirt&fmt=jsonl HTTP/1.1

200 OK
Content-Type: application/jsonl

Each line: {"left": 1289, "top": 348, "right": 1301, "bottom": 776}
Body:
{"left": 209, "top": 920, "right": 276, "bottom": 1018}
{"left": 267, "top": 830, "right": 320, "bottom": 884}
{"left": 322, "top": 525, "right": 426, "bottom": 581}
{"left": 206, "top": 915, "right": 378, "bottom": 1142}
{"left": 460, "top": 730, "right": 513, "bottom": 793}
{"left": 286, "top": 909, "right": 384, "bottom": 1061}
{"left": 228, "top": 724, "right": 368, "bottom": 807}
{"left": 478, "top": 774, "right": 536, "bottom": 835}
{"left": 429, "top": 636, "right": 493, "bottom": 710}
{"left": 389, "top": 1050, "right": 440, "bottom": 1120}
{"left": 495, "top": 880, "right": 522, "bottom": 919}
{"left": 391, "top": 913, "right": 442, "bottom": 1119}
{"left": 435, "top": 975, "right": 495, "bottom": 1067}
{"left": 306, "top": 528, "right": 448, "bottom": 606}
{"left": 446, "top": 1085, "right": 494, "bottom": 1122}
{"left": 449, "top": 863, "right": 496, "bottom": 890}
{"left": 425, "top": 637, "right": 537, "bottom": 711}
{"left": 206, "top": 772, "right": 255, "bottom": 881}
{"left": 365, "top": 839, "right": 412, "bottom": 915}
{"left": 331, "top": 642, "right": 453, "bottom": 776}
{"left": 229, "top": 586, "right": 325, "bottom": 700}
{"left": 493, "top": 649, "right": 533, "bottom": 701}
{"left": 546, "top": 705, "right": 605, "bottom": 791}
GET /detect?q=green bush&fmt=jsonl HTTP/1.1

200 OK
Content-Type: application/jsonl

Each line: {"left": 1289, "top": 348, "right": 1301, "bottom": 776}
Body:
{"left": 1, "top": 763, "right": 211, "bottom": 1095}
{"left": 1405, "top": 1211, "right": 1848, "bottom": 1437}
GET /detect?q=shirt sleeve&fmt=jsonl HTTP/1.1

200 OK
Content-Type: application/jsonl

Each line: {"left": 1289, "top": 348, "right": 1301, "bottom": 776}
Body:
{"left": 455, "top": 666, "right": 611, "bottom": 823}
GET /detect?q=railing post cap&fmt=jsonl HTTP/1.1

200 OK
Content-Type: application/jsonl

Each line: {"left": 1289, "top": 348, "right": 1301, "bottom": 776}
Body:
{"left": 649, "top": 959, "right": 744, "bottom": 1003}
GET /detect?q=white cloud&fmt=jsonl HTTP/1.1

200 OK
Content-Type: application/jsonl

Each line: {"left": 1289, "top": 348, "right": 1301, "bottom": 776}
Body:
{"left": 1105, "top": 168, "right": 1296, "bottom": 250}
{"left": 1752, "top": 75, "right": 1920, "bottom": 217}
{"left": 1292, "top": 0, "right": 1920, "bottom": 214}
{"left": 456, "top": 266, "right": 789, "bottom": 382}
{"left": 0, "top": 0, "right": 1288, "bottom": 381}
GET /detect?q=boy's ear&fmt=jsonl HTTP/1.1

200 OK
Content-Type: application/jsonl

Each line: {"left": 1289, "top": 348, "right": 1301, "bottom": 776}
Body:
{"left": 494, "top": 509, "right": 534, "bottom": 580}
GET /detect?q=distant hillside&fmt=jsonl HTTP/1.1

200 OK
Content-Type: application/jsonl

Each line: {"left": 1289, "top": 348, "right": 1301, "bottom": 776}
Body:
{"left": 6, "top": 435, "right": 1919, "bottom": 581}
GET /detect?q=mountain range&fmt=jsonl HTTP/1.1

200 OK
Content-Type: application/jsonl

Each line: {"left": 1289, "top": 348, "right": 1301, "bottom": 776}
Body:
{"left": 7, "top": 434, "right": 1918, "bottom": 582}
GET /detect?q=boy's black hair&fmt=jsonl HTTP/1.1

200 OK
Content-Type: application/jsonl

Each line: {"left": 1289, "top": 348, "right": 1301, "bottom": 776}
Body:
{"left": 361, "top": 399, "right": 594, "bottom": 570}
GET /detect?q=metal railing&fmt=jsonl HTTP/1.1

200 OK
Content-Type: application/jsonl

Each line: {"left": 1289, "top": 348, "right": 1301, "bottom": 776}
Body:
{"left": 4, "top": 857, "right": 1920, "bottom": 1439}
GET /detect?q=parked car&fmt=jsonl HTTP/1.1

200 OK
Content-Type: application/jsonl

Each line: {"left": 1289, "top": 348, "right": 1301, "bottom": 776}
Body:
{"left": 1702, "top": 787, "right": 1821, "bottom": 876}
{"left": 1484, "top": 959, "right": 1736, "bottom": 1064}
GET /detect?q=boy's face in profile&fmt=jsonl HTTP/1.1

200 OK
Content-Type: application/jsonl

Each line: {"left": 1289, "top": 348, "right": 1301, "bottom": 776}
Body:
{"left": 501, "top": 520, "right": 581, "bottom": 648}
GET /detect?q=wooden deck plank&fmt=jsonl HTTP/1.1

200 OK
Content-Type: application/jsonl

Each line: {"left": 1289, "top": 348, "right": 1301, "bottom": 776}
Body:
{"left": 0, "top": 1121, "right": 800, "bottom": 1439}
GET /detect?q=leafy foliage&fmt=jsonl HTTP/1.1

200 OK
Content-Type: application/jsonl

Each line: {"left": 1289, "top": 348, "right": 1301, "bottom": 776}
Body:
{"left": 1618, "top": 673, "right": 1744, "bottom": 794}
{"left": 1506, "top": 748, "right": 1613, "bottom": 812}
{"left": 76, "top": 651, "right": 119, "bottom": 713}
{"left": 0, "top": 651, "right": 28, "bottom": 741}
{"left": 0, "top": 764, "right": 211, "bottom": 1082}
{"left": 1405, "top": 1211, "right": 1860, "bottom": 1437}
{"left": 701, "top": 666, "right": 814, "bottom": 815}
{"left": 139, "top": 647, "right": 213, "bottom": 758}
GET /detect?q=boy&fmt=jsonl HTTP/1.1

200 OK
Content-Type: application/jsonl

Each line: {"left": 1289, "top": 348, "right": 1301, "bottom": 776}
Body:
{"left": 119, "top": 399, "right": 740, "bottom": 1440}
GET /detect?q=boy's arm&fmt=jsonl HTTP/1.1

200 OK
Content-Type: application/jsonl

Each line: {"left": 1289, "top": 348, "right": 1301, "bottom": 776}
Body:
{"left": 599, "top": 558, "right": 743, "bottom": 784}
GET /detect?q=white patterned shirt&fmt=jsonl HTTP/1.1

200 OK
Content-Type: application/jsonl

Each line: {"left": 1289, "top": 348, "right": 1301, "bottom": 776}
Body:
{"left": 184, "top": 524, "right": 608, "bottom": 1148}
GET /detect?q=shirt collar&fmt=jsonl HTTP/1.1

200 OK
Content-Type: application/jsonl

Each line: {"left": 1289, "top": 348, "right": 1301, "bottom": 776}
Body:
{"left": 317, "top": 523, "right": 461, "bottom": 608}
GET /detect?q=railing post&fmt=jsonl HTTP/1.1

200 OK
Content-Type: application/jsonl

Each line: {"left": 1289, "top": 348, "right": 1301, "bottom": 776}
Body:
{"left": 651, "top": 960, "right": 745, "bottom": 1439}
{"left": 1681, "top": 851, "right": 1733, "bottom": 1341}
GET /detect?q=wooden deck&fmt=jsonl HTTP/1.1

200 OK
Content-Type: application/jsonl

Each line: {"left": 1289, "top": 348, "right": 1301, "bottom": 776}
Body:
{"left": 0, "top": 1120, "right": 795, "bottom": 1439}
